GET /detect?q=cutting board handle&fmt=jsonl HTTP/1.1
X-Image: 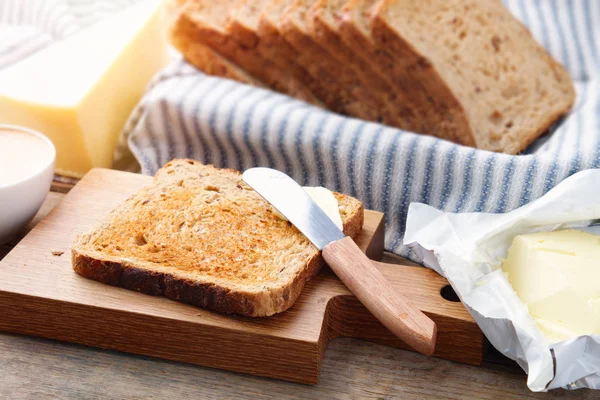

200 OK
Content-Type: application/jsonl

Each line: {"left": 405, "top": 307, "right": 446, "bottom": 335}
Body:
{"left": 323, "top": 237, "right": 437, "bottom": 356}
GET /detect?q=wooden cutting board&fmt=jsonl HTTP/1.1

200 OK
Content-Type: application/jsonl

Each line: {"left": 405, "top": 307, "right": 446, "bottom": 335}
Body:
{"left": 0, "top": 169, "right": 483, "bottom": 384}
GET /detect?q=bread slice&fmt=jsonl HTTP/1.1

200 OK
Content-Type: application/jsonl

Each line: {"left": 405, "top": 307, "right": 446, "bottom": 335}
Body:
{"left": 169, "top": 11, "right": 264, "bottom": 87}
{"left": 306, "top": 0, "right": 411, "bottom": 127}
{"left": 227, "top": 0, "right": 328, "bottom": 107}
{"left": 257, "top": 0, "right": 346, "bottom": 110}
{"left": 369, "top": 0, "right": 575, "bottom": 153}
{"left": 277, "top": 0, "right": 382, "bottom": 121}
{"left": 256, "top": 0, "right": 354, "bottom": 115}
{"left": 257, "top": 0, "right": 302, "bottom": 61}
{"left": 228, "top": 0, "right": 276, "bottom": 50}
{"left": 164, "top": 0, "right": 263, "bottom": 86}
{"left": 171, "top": 0, "right": 321, "bottom": 105}
{"left": 338, "top": 0, "right": 460, "bottom": 138}
{"left": 72, "top": 160, "right": 364, "bottom": 317}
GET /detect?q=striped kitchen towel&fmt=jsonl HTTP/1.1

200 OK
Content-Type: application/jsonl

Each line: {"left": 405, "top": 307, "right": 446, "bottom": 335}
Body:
{"left": 2, "top": 1, "right": 599, "bottom": 257}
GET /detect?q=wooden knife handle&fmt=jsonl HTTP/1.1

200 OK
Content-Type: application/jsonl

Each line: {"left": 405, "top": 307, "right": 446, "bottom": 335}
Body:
{"left": 323, "top": 236, "right": 437, "bottom": 356}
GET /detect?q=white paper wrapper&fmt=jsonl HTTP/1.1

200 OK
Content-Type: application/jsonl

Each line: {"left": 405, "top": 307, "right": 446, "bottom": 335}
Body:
{"left": 404, "top": 169, "right": 600, "bottom": 391}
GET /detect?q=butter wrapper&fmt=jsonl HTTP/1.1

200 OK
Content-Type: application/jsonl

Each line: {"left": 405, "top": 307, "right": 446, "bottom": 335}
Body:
{"left": 404, "top": 169, "right": 600, "bottom": 391}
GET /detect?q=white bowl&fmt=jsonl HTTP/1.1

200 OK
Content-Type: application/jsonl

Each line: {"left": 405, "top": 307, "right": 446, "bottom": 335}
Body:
{"left": 0, "top": 125, "right": 56, "bottom": 244}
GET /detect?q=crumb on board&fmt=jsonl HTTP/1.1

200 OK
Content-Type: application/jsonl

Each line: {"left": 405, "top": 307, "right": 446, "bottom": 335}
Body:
{"left": 51, "top": 250, "right": 64, "bottom": 257}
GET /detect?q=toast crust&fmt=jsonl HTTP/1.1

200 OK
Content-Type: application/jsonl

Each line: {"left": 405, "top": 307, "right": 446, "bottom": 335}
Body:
{"left": 72, "top": 160, "right": 364, "bottom": 317}
{"left": 71, "top": 245, "right": 322, "bottom": 316}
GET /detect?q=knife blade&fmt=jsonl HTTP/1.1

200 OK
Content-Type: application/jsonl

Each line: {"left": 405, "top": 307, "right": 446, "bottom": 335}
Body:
{"left": 242, "top": 167, "right": 344, "bottom": 249}
{"left": 243, "top": 167, "right": 437, "bottom": 356}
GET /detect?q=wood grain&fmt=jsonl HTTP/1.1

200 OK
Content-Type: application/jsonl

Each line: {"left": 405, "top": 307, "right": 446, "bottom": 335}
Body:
{"left": 324, "top": 236, "right": 437, "bottom": 355}
{"left": 0, "top": 168, "right": 483, "bottom": 385}
{"left": 0, "top": 334, "right": 592, "bottom": 399}
{"left": 0, "top": 186, "right": 594, "bottom": 398}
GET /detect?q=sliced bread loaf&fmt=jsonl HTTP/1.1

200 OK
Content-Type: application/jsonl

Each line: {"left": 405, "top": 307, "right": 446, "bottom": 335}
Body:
{"left": 227, "top": 0, "right": 328, "bottom": 108}
{"left": 369, "top": 0, "right": 575, "bottom": 153}
{"left": 172, "top": 0, "right": 321, "bottom": 105}
{"left": 169, "top": 10, "right": 264, "bottom": 87}
{"left": 72, "top": 160, "right": 364, "bottom": 317}
{"left": 338, "top": 0, "right": 465, "bottom": 139}
{"left": 258, "top": 0, "right": 301, "bottom": 60}
{"left": 169, "top": 0, "right": 574, "bottom": 154}
{"left": 278, "top": 0, "right": 383, "bottom": 121}
{"left": 307, "top": 0, "right": 413, "bottom": 127}
{"left": 258, "top": 0, "right": 365, "bottom": 117}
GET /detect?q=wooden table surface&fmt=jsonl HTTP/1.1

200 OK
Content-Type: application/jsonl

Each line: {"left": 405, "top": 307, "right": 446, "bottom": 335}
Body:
{"left": 0, "top": 190, "right": 598, "bottom": 399}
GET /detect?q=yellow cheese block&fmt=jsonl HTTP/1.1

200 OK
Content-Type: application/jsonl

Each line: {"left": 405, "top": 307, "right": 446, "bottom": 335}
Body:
{"left": 0, "top": 0, "right": 169, "bottom": 178}
{"left": 502, "top": 229, "right": 600, "bottom": 343}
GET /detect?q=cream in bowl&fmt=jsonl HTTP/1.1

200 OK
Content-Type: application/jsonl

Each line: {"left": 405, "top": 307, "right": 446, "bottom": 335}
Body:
{"left": 0, "top": 125, "right": 55, "bottom": 243}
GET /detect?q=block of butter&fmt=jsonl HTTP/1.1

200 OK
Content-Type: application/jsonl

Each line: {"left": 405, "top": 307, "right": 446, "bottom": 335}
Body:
{"left": 502, "top": 229, "right": 600, "bottom": 343}
{"left": 0, "top": 0, "right": 169, "bottom": 178}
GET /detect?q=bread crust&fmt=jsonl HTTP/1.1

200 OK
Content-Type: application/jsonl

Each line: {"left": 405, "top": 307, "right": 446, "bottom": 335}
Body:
{"left": 72, "top": 246, "right": 323, "bottom": 316}
{"left": 307, "top": 0, "right": 403, "bottom": 126}
{"left": 228, "top": 0, "right": 331, "bottom": 110}
{"left": 278, "top": 0, "right": 383, "bottom": 121}
{"left": 72, "top": 160, "right": 364, "bottom": 317}
{"left": 169, "top": 10, "right": 264, "bottom": 86}
{"left": 368, "top": 0, "right": 476, "bottom": 146}
{"left": 173, "top": 0, "right": 322, "bottom": 105}
{"left": 370, "top": 0, "right": 574, "bottom": 153}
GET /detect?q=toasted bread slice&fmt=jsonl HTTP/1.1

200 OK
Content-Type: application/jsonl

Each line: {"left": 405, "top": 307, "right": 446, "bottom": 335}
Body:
{"left": 72, "top": 160, "right": 364, "bottom": 317}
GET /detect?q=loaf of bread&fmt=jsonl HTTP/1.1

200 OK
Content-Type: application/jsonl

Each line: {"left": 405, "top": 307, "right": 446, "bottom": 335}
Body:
{"left": 169, "top": 13, "right": 264, "bottom": 87}
{"left": 228, "top": 0, "right": 325, "bottom": 105}
{"left": 307, "top": 0, "right": 408, "bottom": 126}
{"left": 72, "top": 160, "right": 364, "bottom": 317}
{"left": 168, "top": 0, "right": 575, "bottom": 154}
{"left": 165, "top": 0, "right": 261, "bottom": 86}
{"left": 170, "top": 0, "right": 322, "bottom": 105}
{"left": 258, "top": 0, "right": 352, "bottom": 112}
{"left": 280, "top": 0, "right": 383, "bottom": 121}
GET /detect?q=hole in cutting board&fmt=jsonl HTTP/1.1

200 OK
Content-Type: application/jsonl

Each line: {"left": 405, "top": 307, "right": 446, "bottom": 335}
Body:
{"left": 440, "top": 285, "right": 460, "bottom": 302}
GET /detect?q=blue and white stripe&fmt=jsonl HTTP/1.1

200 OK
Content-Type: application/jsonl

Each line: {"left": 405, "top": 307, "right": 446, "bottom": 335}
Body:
{"left": 2, "top": 0, "right": 599, "bottom": 257}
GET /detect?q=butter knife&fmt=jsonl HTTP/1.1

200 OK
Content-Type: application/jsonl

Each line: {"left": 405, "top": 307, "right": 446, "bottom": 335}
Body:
{"left": 243, "top": 167, "right": 437, "bottom": 356}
